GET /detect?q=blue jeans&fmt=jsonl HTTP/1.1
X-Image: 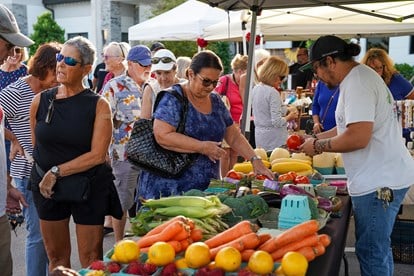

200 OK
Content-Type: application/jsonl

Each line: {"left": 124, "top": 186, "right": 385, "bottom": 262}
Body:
{"left": 14, "top": 177, "right": 48, "bottom": 276}
{"left": 351, "top": 187, "right": 408, "bottom": 276}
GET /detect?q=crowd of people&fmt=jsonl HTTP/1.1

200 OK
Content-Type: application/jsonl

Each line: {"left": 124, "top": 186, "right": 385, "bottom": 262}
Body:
{"left": 1, "top": 3, "right": 414, "bottom": 276}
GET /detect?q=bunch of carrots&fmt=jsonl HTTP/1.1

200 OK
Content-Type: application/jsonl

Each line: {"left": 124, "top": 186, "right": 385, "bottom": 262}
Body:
{"left": 136, "top": 216, "right": 203, "bottom": 254}
{"left": 203, "top": 219, "right": 331, "bottom": 262}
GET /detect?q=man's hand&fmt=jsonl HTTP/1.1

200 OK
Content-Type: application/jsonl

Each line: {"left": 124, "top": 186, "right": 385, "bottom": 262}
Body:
{"left": 6, "top": 187, "right": 28, "bottom": 214}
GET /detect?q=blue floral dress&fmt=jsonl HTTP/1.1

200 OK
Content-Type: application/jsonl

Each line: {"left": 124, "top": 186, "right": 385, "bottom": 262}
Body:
{"left": 138, "top": 84, "right": 233, "bottom": 199}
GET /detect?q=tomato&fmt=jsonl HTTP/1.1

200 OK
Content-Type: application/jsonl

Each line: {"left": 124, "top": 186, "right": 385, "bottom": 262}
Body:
{"left": 294, "top": 175, "right": 310, "bottom": 184}
{"left": 255, "top": 174, "right": 268, "bottom": 180}
{"left": 278, "top": 172, "right": 296, "bottom": 183}
{"left": 226, "top": 170, "right": 243, "bottom": 180}
{"left": 286, "top": 134, "right": 302, "bottom": 150}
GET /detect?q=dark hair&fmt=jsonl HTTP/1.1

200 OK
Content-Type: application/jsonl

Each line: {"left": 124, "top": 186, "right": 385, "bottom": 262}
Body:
{"left": 28, "top": 42, "right": 62, "bottom": 81}
{"left": 320, "top": 43, "right": 361, "bottom": 67}
{"left": 189, "top": 50, "right": 223, "bottom": 75}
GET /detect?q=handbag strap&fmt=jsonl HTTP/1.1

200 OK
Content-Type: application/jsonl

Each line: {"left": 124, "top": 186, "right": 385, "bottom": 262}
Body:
{"left": 320, "top": 87, "right": 339, "bottom": 124}
{"left": 153, "top": 84, "right": 188, "bottom": 133}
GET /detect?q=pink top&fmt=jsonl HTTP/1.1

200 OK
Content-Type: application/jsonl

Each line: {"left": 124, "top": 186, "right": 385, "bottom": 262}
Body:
{"left": 215, "top": 74, "right": 243, "bottom": 123}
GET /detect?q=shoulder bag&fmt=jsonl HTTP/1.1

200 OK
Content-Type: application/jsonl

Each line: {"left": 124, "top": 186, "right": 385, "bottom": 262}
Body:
{"left": 305, "top": 87, "right": 339, "bottom": 134}
{"left": 126, "top": 84, "right": 197, "bottom": 178}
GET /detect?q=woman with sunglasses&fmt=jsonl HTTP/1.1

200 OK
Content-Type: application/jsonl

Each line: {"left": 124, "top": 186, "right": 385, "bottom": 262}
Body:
{"left": 361, "top": 48, "right": 414, "bottom": 100}
{"left": 98, "top": 41, "right": 130, "bottom": 94}
{"left": 29, "top": 36, "right": 122, "bottom": 270}
{"left": 141, "top": 48, "right": 182, "bottom": 119}
{"left": 252, "top": 56, "right": 299, "bottom": 151}
{"left": 0, "top": 42, "right": 61, "bottom": 276}
{"left": 138, "top": 50, "right": 273, "bottom": 202}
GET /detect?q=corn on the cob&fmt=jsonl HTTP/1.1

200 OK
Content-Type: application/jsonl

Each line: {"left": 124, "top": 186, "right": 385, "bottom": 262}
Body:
{"left": 153, "top": 205, "right": 231, "bottom": 218}
{"left": 271, "top": 161, "right": 313, "bottom": 174}
{"left": 142, "top": 195, "right": 219, "bottom": 208}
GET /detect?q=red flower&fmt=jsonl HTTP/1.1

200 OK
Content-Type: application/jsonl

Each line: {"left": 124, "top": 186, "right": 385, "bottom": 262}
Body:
{"left": 197, "top": 37, "right": 208, "bottom": 48}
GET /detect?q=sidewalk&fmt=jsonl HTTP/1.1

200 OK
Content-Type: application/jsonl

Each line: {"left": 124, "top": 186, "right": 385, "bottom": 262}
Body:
{"left": 11, "top": 206, "right": 414, "bottom": 275}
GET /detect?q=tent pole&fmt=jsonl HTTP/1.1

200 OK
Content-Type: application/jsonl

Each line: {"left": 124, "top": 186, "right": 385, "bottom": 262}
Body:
{"left": 240, "top": 1, "right": 259, "bottom": 139}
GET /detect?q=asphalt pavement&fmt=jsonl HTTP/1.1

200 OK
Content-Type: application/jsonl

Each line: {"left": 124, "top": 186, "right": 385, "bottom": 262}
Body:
{"left": 10, "top": 206, "right": 414, "bottom": 275}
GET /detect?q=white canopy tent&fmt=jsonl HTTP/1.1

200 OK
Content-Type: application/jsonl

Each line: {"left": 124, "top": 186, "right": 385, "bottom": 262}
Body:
{"left": 128, "top": 0, "right": 229, "bottom": 42}
{"left": 199, "top": 0, "right": 414, "bottom": 134}
{"left": 203, "top": 2, "right": 414, "bottom": 41}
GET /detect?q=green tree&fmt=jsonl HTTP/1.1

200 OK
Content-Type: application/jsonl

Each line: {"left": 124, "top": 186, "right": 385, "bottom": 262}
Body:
{"left": 395, "top": 63, "right": 414, "bottom": 84}
{"left": 150, "top": 0, "right": 231, "bottom": 72}
{"left": 29, "top": 12, "right": 65, "bottom": 56}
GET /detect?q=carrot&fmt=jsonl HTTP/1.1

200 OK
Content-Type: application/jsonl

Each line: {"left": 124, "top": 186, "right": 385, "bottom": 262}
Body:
{"left": 296, "top": 246, "right": 316, "bottom": 262}
{"left": 204, "top": 220, "right": 259, "bottom": 248}
{"left": 241, "top": 249, "right": 255, "bottom": 262}
{"left": 145, "top": 216, "right": 189, "bottom": 237}
{"left": 258, "top": 220, "right": 319, "bottom": 252}
{"left": 136, "top": 220, "right": 186, "bottom": 248}
{"left": 209, "top": 232, "right": 260, "bottom": 259}
{"left": 179, "top": 238, "right": 192, "bottom": 251}
{"left": 258, "top": 233, "right": 272, "bottom": 246}
{"left": 190, "top": 227, "right": 203, "bottom": 242}
{"left": 270, "top": 233, "right": 319, "bottom": 261}
{"left": 318, "top": 234, "right": 331, "bottom": 247}
{"left": 313, "top": 242, "right": 326, "bottom": 257}
{"left": 167, "top": 240, "right": 182, "bottom": 253}
{"left": 174, "top": 225, "right": 191, "bottom": 241}
{"left": 140, "top": 247, "right": 149, "bottom": 253}
{"left": 187, "top": 218, "right": 195, "bottom": 230}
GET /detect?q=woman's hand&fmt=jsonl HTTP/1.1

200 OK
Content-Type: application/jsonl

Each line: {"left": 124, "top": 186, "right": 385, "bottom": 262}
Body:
{"left": 252, "top": 159, "right": 274, "bottom": 180}
{"left": 313, "top": 122, "right": 323, "bottom": 134}
{"left": 39, "top": 171, "right": 57, "bottom": 199}
{"left": 200, "top": 141, "right": 226, "bottom": 163}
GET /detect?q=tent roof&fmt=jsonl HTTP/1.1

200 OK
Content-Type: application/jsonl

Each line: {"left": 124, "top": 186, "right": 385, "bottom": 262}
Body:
{"left": 202, "top": 1, "right": 414, "bottom": 41}
{"left": 199, "top": 0, "right": 410, "bottom": 11}
{"left": 128, "top": 0, "right": 228, "bottom": 41}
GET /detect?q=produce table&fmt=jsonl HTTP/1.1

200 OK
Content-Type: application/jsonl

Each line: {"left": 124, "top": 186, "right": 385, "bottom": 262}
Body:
{"left": 307, "top": 195, "right": 352, "bottom": 276}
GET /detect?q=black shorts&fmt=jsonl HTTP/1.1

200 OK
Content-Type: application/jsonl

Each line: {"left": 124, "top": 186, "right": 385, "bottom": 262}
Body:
{"left": 30, "top": 164, "right": 122, "bottom": 225}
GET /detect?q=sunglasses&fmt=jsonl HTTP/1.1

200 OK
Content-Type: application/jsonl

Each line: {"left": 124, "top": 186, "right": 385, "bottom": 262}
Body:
{"left": 132, "top": 60, "right": 151, "bottom": 68}
{"left": 152, "top": 57, "right": 175, "bottom": 64}
{"left": 14, "top": 47, "right": 22, "bottom": 54}
{"left": 279, "top": 75, "right": 286, "bottom": 82}
{"left": 56, "top": 53, "right": 81, "bottom": 66}
{"left": 45, "top": 98, "right": 55, "bottom": 124}
{"left": 197, "top": 74, "right": 219, "bottom": 87}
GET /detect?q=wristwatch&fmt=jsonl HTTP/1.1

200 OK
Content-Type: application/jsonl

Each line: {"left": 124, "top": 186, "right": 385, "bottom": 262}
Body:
{"left": 250, "top": 156, "right": 262, "bottom": 163}
{"left": 51, "top": 166, "right": 60, "bottom": 178}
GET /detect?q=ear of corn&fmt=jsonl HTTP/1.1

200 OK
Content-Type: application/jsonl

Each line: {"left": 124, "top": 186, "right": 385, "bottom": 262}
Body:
{"left": 143, "top": 196, "right": 220, "bottom": 208}
{"left": 153, "top": 205, "right": 231, "bottom": 218}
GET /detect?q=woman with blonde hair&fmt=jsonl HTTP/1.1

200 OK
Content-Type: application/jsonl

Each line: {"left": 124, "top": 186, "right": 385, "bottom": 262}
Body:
{"left": 361, "top": 48, "right": 414, "bottom": 100}
{"left": 214, "top": 53, "right": 248, "bottom": 177}
{"left": 252, "top": 56, "right": 298, "bottom": 151}
{"left": 98, "top": 41, "right": 130, "bottom": 94}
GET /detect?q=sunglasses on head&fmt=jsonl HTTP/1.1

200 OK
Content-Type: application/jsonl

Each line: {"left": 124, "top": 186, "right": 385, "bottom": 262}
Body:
{"left": 197, "top": 74, "right": 219, "bottom": 87}
{"left": 56, "top": 53, "right": 81, "bottom": 66}
{"left": 151, "top": 57, "right": 175, "bottom": 64}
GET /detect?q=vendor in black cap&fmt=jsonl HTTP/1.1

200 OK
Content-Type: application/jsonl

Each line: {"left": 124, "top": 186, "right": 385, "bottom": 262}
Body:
{"left": 150, "top": 41, "right": 165, "bottom": 55}
{"left": 299, "top": 35, "right": 414, "bottom": 276}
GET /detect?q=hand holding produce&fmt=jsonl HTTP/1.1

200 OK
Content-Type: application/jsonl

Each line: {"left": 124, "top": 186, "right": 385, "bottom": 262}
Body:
{"left": 286, "top": 134, "right": 303, "bottom": 150}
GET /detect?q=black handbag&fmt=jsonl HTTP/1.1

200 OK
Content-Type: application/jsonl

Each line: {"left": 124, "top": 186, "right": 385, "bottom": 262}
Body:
{"left": 34, "top": 163, "right": 91, "bottom": 202}
{"left": 126, "top": 84, "right": 196, "bottom": 178}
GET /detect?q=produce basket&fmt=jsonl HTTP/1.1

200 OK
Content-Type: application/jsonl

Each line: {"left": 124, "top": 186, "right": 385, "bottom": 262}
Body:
{"left": 391, "top": 219, "right": 414, "bottom": 264}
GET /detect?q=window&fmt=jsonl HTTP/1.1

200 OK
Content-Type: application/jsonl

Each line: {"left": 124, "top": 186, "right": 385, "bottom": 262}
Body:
{"left": 409, "top": 36, "right": 414, "bottom": 54}
{"left": 67, "top": 33, "right": 88, "bottom": 39}
{"left": 366, "top": 37, "right": 389, "bottom": 51}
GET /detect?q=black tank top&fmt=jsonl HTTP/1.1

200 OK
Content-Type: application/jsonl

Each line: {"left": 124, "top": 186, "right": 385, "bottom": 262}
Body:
{"left": 33, "top": 87, "right": 99, "bottom": 171}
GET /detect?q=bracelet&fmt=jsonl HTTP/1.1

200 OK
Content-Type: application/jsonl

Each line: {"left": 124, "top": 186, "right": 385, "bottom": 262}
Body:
{"left": 313, "top": 138, "right": 322, "bottom": 155}
{"left": 312, "top": 133, "right": 318, "bottom": 139}
{"left": 250, "top": 156, "right": 262, "bottom": 163}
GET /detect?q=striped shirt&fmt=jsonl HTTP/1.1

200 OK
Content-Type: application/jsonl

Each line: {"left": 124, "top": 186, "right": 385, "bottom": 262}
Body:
{"left": 0, "top": 78, "right": 35, "bottom": 178}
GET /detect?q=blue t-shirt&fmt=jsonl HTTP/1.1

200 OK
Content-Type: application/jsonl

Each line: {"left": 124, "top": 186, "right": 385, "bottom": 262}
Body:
{"left": 138, "top": 84, "right": 233, "bottom": 200}
{"left": 388, "top": 73, "right": 413, "bottom": 100}
{"left": 312, "top": 81, "right": 339, "bottom": 131}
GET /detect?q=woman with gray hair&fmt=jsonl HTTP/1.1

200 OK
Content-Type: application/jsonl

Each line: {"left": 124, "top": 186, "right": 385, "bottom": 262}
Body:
{"left": 29, "top": 36, "right": 122, "bottom": 270}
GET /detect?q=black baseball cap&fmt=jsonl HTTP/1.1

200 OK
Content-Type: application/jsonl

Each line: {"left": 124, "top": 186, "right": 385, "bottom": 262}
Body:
{"left": 150, "top": 42, "right": 165, "bottom": 52}
{"left": 300, "top": 35, "right": 347, "bottom": 72}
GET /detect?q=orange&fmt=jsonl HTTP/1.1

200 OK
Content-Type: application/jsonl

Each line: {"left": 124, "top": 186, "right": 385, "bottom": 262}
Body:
{"left": 112, "top": 239, "right": 140, "bottom": 263}
{"left": 184, "top": 242, "right": 211, "bottom": 268}
{"left": 175, "top": 257, "right": 188, "bottom": 269}
{"left": 247, "top": 250, "right": 274, "bottom": 274}
{"left": 281, "top": 251, "right": 308, "bottom": 276}
{"left": 148, "top": 241, "right": 175, "bottom": 266}
{"left": 214, "top": 246, "right": 242, "bottom": 272}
